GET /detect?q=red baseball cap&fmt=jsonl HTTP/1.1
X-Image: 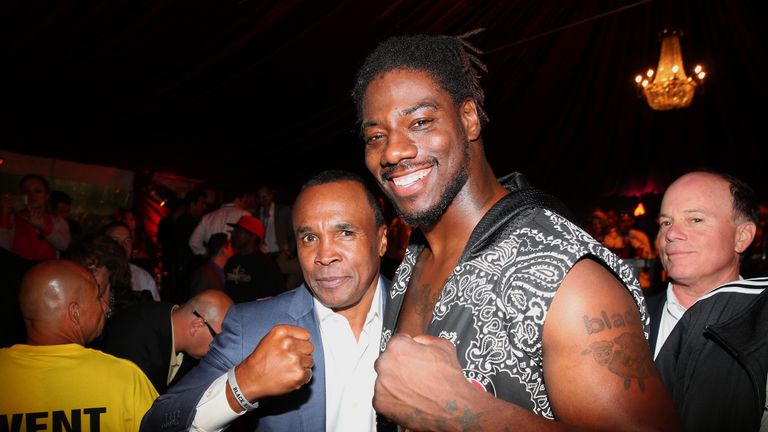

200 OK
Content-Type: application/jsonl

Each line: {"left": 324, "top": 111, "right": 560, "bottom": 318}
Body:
{"left": 227, "top": 215, "right": 264, "bottom": 239}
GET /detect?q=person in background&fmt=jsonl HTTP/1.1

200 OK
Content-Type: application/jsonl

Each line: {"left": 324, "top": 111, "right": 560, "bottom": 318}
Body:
{"left": 103, "top": 221, "right": 161, "bottom": 302}
{"left": 188, "top": 188, "right": 251, "bottom": 256}
{"left": 647, "top": 171, "right": 757, "bottom": 357}
{"left": 603, "top": 211, "right": 655, "bottom": 259}
{"left": 257, "top": 185, "right": 303, "bottom": 290}
{"left": 117, "top": 207, "right": 156, "bottom": 272}
{"left": 50, "top": 190, "right": 83, "bottom": 246}
{"left": 224, "top": 215, "right": 284, "bottom": 303}
{"left": 66, "top": 233, "right": 148, "bottom": 315}
{"left": 168, "top": 189, "right": 209, "bottom": 303}
{"left": 189, "top": 232, "right": 233, "bottom": 296}
{"left": 100, "top": 289, "right": 233, "bottom": 394}
{"left": 0, "top": 260, "right": 157, "bottom": 430}
{"left": 0, "top": 174, "right": 70, "bottom": 260}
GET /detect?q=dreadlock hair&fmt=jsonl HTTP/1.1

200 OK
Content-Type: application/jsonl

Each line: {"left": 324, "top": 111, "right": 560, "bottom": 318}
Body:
{"left": 352, "top": 30, "right": 489, "bottom": 127}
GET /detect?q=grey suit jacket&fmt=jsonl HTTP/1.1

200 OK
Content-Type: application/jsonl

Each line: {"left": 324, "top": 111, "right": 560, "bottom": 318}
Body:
{"left": 140, "top": 278, "right": 389, "bottom": 431}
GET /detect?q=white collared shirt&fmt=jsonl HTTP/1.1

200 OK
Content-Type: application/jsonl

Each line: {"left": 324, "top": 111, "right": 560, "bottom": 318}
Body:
{"left": 168, "top": 305, "right": 185, "bottom": 385}
{"left": 315, "top": 278, "right": 383, "bottom": 432}
{"left": 654, "top": 283, "right": 687, "bottom": 358}
{"left": 191, "top": 278, "right": 384, "bottom": 432}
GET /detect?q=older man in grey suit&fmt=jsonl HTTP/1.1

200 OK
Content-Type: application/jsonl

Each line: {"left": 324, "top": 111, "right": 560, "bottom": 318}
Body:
{"left": 141, "top": 170, "right": 390, "bottom": 431}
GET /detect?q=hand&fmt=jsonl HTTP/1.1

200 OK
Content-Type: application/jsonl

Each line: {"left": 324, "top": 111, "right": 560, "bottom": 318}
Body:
{"left": 25, "top": 208, "right": 46, "bottom": 230}
{"left": 235, "top": 324, "right": 314, "bottom": 401}
{"left": 374, "top": 334, "right": 473, "bottom": 431}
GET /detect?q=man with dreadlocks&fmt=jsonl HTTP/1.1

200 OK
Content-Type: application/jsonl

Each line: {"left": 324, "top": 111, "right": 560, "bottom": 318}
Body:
{"left": 354, "top": 33, "right": 681, "bottom": 431}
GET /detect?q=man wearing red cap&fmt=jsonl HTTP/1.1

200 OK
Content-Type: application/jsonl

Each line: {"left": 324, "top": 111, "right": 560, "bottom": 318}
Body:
{"left": 224, "top": 215, "right": 284, "bottom": 303}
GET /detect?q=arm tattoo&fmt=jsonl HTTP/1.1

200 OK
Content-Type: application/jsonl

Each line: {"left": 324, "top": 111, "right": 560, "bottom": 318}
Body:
{"left": 420, "top": 402, "right": 483, "bottom": 431}
{"left": 582, "top": 310, "right": 639, "bottom": 335}
{"left": 581, "top": 332, "right": 655, "bottom": 391}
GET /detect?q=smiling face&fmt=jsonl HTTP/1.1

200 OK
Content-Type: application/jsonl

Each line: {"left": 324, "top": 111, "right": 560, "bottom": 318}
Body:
{"left": 657, "top": 172, "right": 755, "bottom": 290}
{"left": 362, "top": 68, "right": 477, "bottom": 227}
{"left": 293, "top": 180, "right": 387, "bottom": 320}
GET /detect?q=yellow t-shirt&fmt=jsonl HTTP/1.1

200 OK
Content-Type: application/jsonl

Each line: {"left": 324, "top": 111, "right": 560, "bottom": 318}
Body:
{"left": 0, "top": 344, "right": 158, "bottom": 431}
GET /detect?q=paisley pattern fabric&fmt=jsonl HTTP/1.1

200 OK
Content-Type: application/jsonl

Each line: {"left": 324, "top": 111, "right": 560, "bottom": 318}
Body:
{"left": 381, "top": 202, "right": 646, "bottom": 419}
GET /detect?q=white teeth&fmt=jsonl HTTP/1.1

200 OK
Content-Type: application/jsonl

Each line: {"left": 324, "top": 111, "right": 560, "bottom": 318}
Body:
{"left": 392, "top": 169, "right": 430, "bottom": 187}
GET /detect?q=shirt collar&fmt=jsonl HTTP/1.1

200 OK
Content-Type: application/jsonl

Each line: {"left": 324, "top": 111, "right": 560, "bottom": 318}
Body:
{"left": 667, "top": 275, "right": 745, "bottom": 316}
{"left": 664, "top": 282, "right": 687, "bottom": 319}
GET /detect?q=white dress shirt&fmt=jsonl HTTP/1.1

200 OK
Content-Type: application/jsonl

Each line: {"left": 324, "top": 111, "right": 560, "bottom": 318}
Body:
{"left": 130, "top": 263, "right": 160, "bottom": 301}
{"left": 654, "top": 283, "right": 687, "bottom": 358}
{"left": 188, "top": 204, "right": 250, "bottom": 255}
{"left": 191, "top": 278, "right": 384, "bottom": 432}
{"left": 316, "top": 279, "right": 382, "bottom": 432}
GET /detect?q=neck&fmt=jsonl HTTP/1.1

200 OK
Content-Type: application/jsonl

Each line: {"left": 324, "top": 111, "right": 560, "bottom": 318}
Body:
{"left": 335, "top": 276, "right": 379, "bottom": 340}
{"left": 671, "top": 267, "right": 741, "bottom": 309}
{"left": 420, "top": 159, "right": 507, "bottom": 260}
{"left": 170, "top": 308, "right": 185, "bottom": 352}
{"left": 26, "top": 322, "right": 84, "bottom": 346}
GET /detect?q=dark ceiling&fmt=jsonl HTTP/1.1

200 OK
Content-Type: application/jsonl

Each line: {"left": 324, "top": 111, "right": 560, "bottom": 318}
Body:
{"left": 3, "top": 0, "right": 767, "bottom": 204}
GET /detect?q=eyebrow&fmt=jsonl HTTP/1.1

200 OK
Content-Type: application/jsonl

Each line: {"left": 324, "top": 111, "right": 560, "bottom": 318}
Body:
{"left": 360, "top": 102, "right": 440, "bottom": 132}
{"left": 296, "top": 222, "right": 358, "bottom": 235}
{"left": 296, "top": 226, "right": 313, "bottom": 235}
{"left": 658, "top": 209, "right": 708, "bottom": 218}
{"left": 334, "top": 222, "right": 357, "bottom": 231}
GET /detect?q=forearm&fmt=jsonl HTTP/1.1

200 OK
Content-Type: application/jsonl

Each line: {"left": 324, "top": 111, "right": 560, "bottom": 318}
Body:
{"left": 384, "top": 381, "right": 573, "bottom": 432}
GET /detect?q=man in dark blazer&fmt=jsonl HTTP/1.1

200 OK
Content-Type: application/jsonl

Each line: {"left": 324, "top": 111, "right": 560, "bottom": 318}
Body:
{"left": 99, "top": 289, "right": 234, "bottom": 394}
{"left": 141, "top": 170, "right": 391, "bottom": 431}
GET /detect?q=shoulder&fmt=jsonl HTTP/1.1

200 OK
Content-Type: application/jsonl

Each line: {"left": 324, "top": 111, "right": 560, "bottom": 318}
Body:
{"left": 229, "top": 286, "right": 311, "bottom": 318}
{"left": 85, "top": 347, "right": 156, "bottom": 377}
{"left": 683, "top": 277, "right": 768, "bottom": 324}
{"left": 130, "top": 263, "right": 153, "bottom": 278}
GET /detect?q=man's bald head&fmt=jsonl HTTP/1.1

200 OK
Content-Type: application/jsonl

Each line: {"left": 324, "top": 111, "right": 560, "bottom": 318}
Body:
{"left": 173, "top": 290, "right": 234, "bottom": 358}
{"left": 187, "top": 289, "right": 234, "bottom": 329}
{"left": 20, "top": 260, "right": 107, "bottom": 346}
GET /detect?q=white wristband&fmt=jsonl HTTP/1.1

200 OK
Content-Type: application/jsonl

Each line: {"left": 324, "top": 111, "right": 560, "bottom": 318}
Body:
{"left": 227, "top": 367, "right": 259, "bottom": 412}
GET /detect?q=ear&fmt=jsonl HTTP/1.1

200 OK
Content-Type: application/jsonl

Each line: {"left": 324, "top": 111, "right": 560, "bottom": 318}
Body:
{"left": 459, "top": 99, "right": 481, "bottom": 142}
{"left": 377, "top": 224, "right": 388, "bottom": 257}
{"left": 189, "top": 317, "right": 204, "bottom": 337}
{"left": 68, "top": 303, "right": 81, "bottom": 325}
{"left": 734, "top": 221, "right": 757, "bottom": 253}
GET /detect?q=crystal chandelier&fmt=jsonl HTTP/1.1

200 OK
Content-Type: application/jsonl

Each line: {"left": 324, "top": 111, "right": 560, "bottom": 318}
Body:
{"left": 635, "top": 30, "right": 705, "bottom": 110}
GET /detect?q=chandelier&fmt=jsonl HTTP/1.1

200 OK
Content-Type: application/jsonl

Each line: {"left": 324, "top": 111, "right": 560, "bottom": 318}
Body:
{"left": 635, "top": 30, "right": 705, "bottom": 110}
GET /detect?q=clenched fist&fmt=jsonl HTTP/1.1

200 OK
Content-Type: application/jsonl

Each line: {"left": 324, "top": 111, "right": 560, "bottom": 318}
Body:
{"left": 232, "top": 324, "right": 315, "bottom": 403}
